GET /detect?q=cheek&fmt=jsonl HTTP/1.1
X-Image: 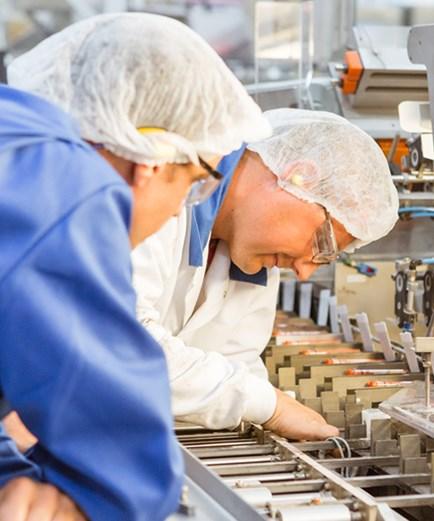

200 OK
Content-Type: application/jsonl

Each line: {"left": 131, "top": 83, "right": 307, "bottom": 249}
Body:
{"left": 283, "top": 222, "right": 315, "bottom": 258}
{"left": 131, "top": 180, "right": 183, "bottom": 231}
{"left": 238, "top": 210, "right": 277, "bottom": 252}
{"left": 154, "top": 177, "right": 191, "bottom": 212}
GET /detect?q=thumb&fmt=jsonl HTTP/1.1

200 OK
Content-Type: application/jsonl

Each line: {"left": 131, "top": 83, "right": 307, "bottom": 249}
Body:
{"left": 319, "top": 423, "right": 340, "bottom": 439}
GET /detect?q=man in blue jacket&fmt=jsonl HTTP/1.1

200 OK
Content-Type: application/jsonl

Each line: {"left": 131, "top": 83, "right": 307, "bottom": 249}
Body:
{"left": 0, "top": 13, "right": 270, "bottom": 521}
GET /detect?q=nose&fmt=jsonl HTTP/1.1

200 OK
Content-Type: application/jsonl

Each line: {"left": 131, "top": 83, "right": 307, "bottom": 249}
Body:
{"left": 293, "top": 260, "right": 320, "bottom": 281}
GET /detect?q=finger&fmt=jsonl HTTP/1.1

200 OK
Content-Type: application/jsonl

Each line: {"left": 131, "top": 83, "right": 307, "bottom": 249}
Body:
{"left": 52, "top": 510, "right": 77, "bottom": 521}
{"left": 0, "top": 478, "right": 35, "bottom": 521}
{"left": 52, "top": 505, "right": 86, "bottom": 521}
{"left": 27, "top": 483, "right": 60, "bottom": 521}
{"left": 316, "top": 423, "right": 340, "bottom": 440}
{"left": 0, "top": 497, "right": 28, "bottom": 521}
{"left": 53, "top": 494, "right": 87, "bottom": 521}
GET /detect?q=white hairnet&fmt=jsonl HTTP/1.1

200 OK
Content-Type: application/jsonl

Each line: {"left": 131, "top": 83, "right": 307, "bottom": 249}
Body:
{"left": 247, "top": 109, "right": 399, "bottom": 251}
{"left": 8, "top": 13, "right": 271, "bottom": 165}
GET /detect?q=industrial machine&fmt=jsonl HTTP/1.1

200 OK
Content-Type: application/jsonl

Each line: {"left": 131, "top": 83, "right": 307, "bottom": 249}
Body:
{"left": 169, "top": 26, "right": 434, "bottom": 520}
{"left": 176, "top": 423, "right": 434, "bottom": 521}
{"left": 4, "top": 3, "right": 434, "bottom": 520}
{"left": 170, "top": 304, "right": 434, "bottom": 521}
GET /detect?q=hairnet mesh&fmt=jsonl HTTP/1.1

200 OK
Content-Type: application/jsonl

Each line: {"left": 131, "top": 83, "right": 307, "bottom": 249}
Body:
{"left": 247, "top": 109, "right": 399, "bottom": 251}
{"left": 8, "top": 13, "right": 271, "bottom": 165}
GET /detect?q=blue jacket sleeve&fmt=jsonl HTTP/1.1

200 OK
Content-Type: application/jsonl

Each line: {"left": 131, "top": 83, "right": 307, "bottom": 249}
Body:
{"left": 0, "top": 185, "right": 183, "bottom": 521}
{"left": 0, "top": 424, "right": 41, "bottom": 485}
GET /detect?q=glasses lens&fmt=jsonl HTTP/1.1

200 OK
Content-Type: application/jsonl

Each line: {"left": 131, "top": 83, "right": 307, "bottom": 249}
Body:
{"left": 185, "top": 176, "right": 221, "bottom": 206}
{"left": 185, "top": 157, "right": 223, "bottom": 206}
{"left": 312, "top": 213, "right": 338, "bottom": 264}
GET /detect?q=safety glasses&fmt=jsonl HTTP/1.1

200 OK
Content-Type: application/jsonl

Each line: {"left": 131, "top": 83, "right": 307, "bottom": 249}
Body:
{"left": 137, "top": 127, "right": 222, "bottom": 206}
{"left": 185, "top": 157, "right": 223, "bottom": 206}
{"left": 311, "top": 206, "right": 339, "bottom": 264}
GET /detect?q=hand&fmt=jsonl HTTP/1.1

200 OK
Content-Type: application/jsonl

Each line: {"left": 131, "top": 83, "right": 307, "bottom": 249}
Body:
{"left": 0, "top": 478, "right": 86, "bottom": 521}
{"left": 263, "top": 389, "right": 339, "bottom": 440}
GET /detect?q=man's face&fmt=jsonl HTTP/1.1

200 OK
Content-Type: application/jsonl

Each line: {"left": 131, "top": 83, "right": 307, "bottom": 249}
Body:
{"left": 94, "top": 146, "right": 221, "bottom": 247}
{"left": 129, "top": 162, "right": 209, "bottom": 246}
{"left": 225, "top": 166, "right": 354, "bottom": 280}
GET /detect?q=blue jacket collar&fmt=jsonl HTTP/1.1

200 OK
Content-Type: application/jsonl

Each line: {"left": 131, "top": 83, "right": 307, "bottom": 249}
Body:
{"left": 188, "top": 145, "right": 267, "bottom": 287}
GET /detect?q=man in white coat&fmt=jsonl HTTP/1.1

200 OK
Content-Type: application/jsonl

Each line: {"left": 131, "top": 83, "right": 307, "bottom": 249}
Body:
{"left": 133, "top": 109, "right": 399, "bottom": 440}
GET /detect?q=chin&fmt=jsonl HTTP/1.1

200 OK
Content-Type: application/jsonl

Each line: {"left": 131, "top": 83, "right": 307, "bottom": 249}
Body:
{"left": 235, "top": 259, "right": 264, "bottom": 275}
{"left": 229, "top": 246, "right": 264, "bottom": 274}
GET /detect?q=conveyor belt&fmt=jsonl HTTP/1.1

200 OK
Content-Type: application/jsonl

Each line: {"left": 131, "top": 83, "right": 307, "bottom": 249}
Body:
{"left": 176, "top": 422, "right": 434, "bottom": 521}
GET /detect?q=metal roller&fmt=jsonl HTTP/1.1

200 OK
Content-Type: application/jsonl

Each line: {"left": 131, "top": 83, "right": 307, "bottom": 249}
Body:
{"left": 234, "top": 486, "right": 273, "bottom": 508}
{"left": 223, "top": 472, "right": 303, "bottom": 486}
{"left": 269, "top": 492, "right": 335, "bottom": 506}
{"left": 276, "top": 504, "right": 353, "bottom": 521}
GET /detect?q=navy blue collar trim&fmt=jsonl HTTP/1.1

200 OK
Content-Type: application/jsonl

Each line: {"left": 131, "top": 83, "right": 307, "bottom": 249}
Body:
{"left": 229, "top": 264, "right": 268, "bottom": 286}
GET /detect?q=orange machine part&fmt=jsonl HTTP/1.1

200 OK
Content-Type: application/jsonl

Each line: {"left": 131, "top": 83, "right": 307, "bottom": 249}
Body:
{"left": 341, "top": 50, "right": 363, "bottom": 95}
{"left": 376, "top": 139, "right": 409, "bottom": 167}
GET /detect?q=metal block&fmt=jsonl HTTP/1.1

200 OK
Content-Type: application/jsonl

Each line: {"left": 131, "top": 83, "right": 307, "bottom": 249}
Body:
{"left": 371, "top": 419, "right": 392, "bottom": 441}
{"left": 400, "top": 433, "right": 422, "bottom": 473}
{"left": 400, "top": 434, "right": 421, "bottom": 458}
{"left": 303, "top": 398, "right": 322, "bottom": 414}
{"left": 325, "top": 410, "right": 345, "bottom": 428}
{"left": 402, "top": 457, "right": 429, "bottom": 474}
{"left": 348, "top": 424, "right": 367, "bottom": 440}
{"left": 278, "top": 367, "right": 295, "bottom": 388}
{"left": 425, "top": 437, "right": 434, "bottom": 454}
{"left": 345, "top": 403, "right": 363, "bottom": 425}
{"left": 299, "top": 379, "right": 317, "bottom": 399}
{"left": 373, "top": 439, "right": 399, "bottom": 457}
{"left": 371, "top": 419, "right": 391, "bottom": 455}
{"left": 320, "top": 391, "right": 340, "bottom": 412}
{"left": 345, "top": 394, "right": 357, "bottom": 405}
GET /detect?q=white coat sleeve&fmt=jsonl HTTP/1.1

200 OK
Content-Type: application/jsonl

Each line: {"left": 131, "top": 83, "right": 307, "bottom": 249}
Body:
{"left": 131, "top": 225, "right": 277, "bottom": 430}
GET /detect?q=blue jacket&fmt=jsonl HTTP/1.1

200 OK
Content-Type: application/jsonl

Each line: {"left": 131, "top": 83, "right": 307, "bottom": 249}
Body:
{"left": 0, "top": 85, "right": 183, "bottom": 520}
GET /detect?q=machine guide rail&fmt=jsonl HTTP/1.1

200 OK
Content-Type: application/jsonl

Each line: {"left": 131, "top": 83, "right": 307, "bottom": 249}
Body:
{"left": 175, "top": 423, "right": 434, "bottom": 521}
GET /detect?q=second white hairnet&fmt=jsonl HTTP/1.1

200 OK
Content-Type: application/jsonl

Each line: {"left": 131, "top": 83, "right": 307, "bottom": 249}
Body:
{"left": 247, "top": 109, "right": 399, "bottom": 251}
{"left": 8, "top": 13, "right": 271, "bottom": 165}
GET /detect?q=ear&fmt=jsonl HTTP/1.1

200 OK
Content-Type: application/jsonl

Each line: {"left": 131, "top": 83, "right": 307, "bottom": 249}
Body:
{"left": 132, "top": 164, "right": 158, "bottom": 188}
{"left": 281, "top": 159, "right": 320, "bottom": 188}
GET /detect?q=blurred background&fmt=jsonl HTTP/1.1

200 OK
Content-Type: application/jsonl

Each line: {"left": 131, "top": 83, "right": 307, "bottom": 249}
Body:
{"left": 3, "top": 0, "right": 434, "bottom": 337}
{"left": 1, "top": 0, "right": 434, "bottom": 85}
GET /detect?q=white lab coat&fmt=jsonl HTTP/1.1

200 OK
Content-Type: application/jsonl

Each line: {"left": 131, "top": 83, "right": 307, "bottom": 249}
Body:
{"left": 132, "top": 208, "right": 279, "bottom": 429}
